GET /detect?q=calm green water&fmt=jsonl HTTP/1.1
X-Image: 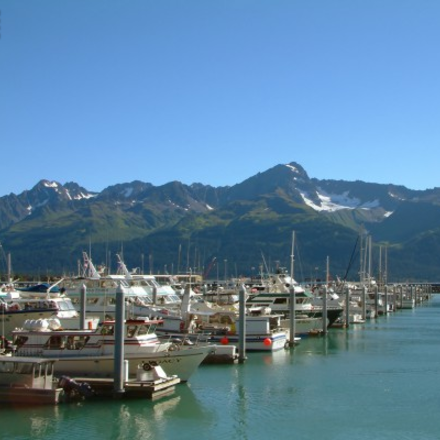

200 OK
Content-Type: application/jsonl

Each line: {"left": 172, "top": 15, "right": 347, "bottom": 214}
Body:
{"left": 2, "top": 296, "right": 440, "bottom": 440}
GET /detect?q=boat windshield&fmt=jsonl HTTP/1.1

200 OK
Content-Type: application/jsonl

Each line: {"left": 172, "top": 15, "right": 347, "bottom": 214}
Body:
{"left": 138, "top": 323, "right": 157, "bottom": 335}
{"left": 58, "top": 299, "right": 76, "bottom": 311}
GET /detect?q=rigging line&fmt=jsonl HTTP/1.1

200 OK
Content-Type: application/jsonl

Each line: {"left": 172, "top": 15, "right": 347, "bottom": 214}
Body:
{"left": 343, "top": 235, "right": 360, "bottom": 282}
{"left": 260, "top": 251, "right": 270, "bottom": 277}
{"left": 294, "top": 238, "right": 305, "bottom": 283}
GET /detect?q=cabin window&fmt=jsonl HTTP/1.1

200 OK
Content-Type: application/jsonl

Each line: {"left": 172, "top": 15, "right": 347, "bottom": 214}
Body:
{"left": 46, "top": 336, "right": 66, "bottom": 349}
{"left": 66, "top": 335, "right": 89, "bottom": 350}
{"left": 14, "top": 336, "right": 29, "bottom": 349}
{"left": 126, "top": 325, "right": 137, "bottom": 338}
{"left": 59, "top": 300, "right": 75, "bottom": 311}
{"left": 101, "top": 325, "right": 114, "bottom": 335}
{"left": 34, "top": 363, "right": 41, "bottom": 378}
{"left": 137, "top": 324, "right": 151, "bottom": 336}
{"left": 15, "top": 362, "right": 33, "bottom": 375}
{"left": 0, "top": 361, "right": 14, "bottom": 373}
{"left": 274, "top": 298, "right": 287, "bottom": 305}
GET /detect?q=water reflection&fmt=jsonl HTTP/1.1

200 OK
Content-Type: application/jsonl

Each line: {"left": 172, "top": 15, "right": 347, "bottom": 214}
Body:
{"left": 0, "top": 385, "right": 208, "bottom": 440}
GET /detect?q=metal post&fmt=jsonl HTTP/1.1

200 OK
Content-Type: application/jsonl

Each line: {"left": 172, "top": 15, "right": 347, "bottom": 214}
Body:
{"left": 114, "top": 284, "right": 126, "bottom": 397}
{"left": 374, "top": 284, "right": 379, "bottom": 316}
{"left": 345, "top": 285, "right": 350, "bottom": 328}
{"left": 289, "top": 286, "right": 296, "bottom": 346}
{"left": 152, "top": 286, "right": 157, "bottom": 305}
{"left": 390, "top": 285, "right": 395, "bottom": 312}
{"left": 384, "top": 285, "right": 389, "bottom": 315}
{"left": 362, "top": 285, "right": 367, "bottom": 321}
{"left": 80, "top": 284, "right": 87, "bottom": 330}
{"left": 238, "top": 284, "right": 247, "bottom": 363}
{"left": 322, "top": 286, "right": 328, "bottom": 334}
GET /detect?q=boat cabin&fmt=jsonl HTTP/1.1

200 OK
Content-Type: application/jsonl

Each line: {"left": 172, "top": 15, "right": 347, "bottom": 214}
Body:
{"left": 0, "top": 357, "right": 62, "bottom": 404}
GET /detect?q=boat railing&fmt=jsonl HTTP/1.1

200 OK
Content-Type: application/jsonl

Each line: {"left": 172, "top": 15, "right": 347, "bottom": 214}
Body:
{"left": 161, "top": 332, "right": 210, "bottom": 349}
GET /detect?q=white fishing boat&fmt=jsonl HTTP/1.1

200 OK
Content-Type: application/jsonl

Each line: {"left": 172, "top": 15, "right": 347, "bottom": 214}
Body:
{"left": 62, "top": 253, "right": 182, "bottom": 320}
{"left": 208, "top": 314, "right": 288, "bottom": 352}
{"left": 0, "top": 357, "right": 63, "bottom": 405}
{"left": 247, "top": 278, "right": 343, "bottom": 327}
{"left": 0, "top": 294, "right": 97, "bottom": 337}
{"left": 11, "top": 318, "right": 212, "bottom": 382}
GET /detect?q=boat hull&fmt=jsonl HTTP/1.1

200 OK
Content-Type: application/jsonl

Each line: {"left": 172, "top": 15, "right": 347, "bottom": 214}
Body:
{"left": 0, "top": 385, "right": 63, "bottom": 405}
{"left": 209, "top": 331, "right": 287, "bottom": 352}
{"left": 17, "top": 346, "right": 212, "bottom": 382}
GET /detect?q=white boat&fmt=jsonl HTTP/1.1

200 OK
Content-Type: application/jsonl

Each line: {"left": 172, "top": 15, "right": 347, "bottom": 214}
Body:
{"left": 280, "top": 314, "right": 327, "bottom": 336}
{"left": 247, "top": 268, "right": 345, "bottom": 328}
{"left": 62, "top": 253, "right": 182, "bottom": 320}
{"left": 0, "top": 294, "right": 96, "bottom": 337}
{"left": 11, "top": 318, "right": 212, "bottom": 382}
{"left": 0, "top": 357, "right": 63, "bottom": 405}
{"left": 400, "top": 296, "right": 415, "bottom": 309}
{"left": 208, "top": 314, "right": 288, "bottom": 352}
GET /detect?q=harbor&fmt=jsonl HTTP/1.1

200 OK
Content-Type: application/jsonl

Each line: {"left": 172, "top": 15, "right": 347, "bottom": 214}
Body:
{"left": 1, "top": 292, "right": 439, "bottom": 438}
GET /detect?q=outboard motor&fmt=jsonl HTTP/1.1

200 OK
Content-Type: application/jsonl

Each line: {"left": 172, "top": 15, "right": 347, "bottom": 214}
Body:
{"left": 59, "top": 375, "right": 95, "bottom": 399}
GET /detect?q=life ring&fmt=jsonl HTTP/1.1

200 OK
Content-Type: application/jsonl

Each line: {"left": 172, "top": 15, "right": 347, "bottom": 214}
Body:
{"left": 179, "top": 321, "right": 185, "bottom": 331}
{"left": 143, "top": 362, "right": 152, "bottom": 371}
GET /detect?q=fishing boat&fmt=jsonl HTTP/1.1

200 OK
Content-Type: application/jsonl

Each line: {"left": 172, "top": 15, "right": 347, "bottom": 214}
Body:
{"left": 61, "top": 253, "right": 182, "bottom": 320}
{"left": 0, "top": 357, "right": 63, "bottom": 405}
{"left": 247, "top": 271, "right": 343, "bottom": 327}
{"left": 11, "top": 318, "right": 212, "bottom": 382}
{"left": 207, "top": 313, "right": 288, "bottom": 352}
{"left": 0, "top": 294, "right": 98, "bottom": 338}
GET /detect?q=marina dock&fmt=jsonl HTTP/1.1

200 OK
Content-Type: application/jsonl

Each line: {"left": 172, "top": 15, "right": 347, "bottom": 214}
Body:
{"left": 69, "top": 375, "right": 181, "bottom": 401}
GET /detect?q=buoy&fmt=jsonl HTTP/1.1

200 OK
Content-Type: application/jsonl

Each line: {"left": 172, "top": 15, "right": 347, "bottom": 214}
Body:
{"left": 263, "top": 338, "right": 272, "bottom": 346}
{"left": 220, "top": 337, "right": 229, "bottom": 345}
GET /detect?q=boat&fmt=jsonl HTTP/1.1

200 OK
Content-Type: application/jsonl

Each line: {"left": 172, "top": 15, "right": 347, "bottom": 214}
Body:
{"left": 400, "top": 294, "right": 415, "bottom": 309}
{"left": 247, "top": 269, "right": 343, "bottom": 328}
{"left": 61, "top": 253, "right": 182, "bottom": 320}
{"left": 0, "top": 357, "right": 63, "bottom": 405}
{"left": 207, "top": 313, "right": 288, "bottom": 352}
{"left": 0, "top": 293, "right": 97, "bottom": 337}
{"left": 11, "top": 317, "right": 212, "bottom": 382}
{"left": 16, "top": 282, "right": 63, "bottom": 297}
{"left": 279, "top": 314, "right": 327, "bottom": 336}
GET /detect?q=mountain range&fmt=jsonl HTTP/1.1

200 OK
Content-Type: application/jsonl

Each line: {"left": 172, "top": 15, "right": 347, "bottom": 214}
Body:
{"left": 1, "top": 161, "right": 440, "bottom": 282}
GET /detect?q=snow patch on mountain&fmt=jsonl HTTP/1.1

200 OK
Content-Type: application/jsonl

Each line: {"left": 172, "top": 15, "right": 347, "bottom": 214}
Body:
{"left": 300, "top": 189, "right": 381, "bottom": 212}
{"left": 43, "top": 181, "right": 59, "bottom": 189}
{"left": 286, "top": 164, "right": 300, "bottom": 174}
{"left": 122, "top": 187, "right": 134, "bottom": 198}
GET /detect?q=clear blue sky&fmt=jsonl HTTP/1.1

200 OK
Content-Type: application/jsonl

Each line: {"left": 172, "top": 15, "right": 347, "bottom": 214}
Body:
{"left": 1, "top": 0, "right": 439, "bottom": 196}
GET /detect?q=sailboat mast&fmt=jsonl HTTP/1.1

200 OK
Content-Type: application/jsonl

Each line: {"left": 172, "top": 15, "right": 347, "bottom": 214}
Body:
{"left": 290, "top": 231, "right": 295, "bottom": 280}
{"left": 7, "top": 253, "right": 12, "bottom": 284}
